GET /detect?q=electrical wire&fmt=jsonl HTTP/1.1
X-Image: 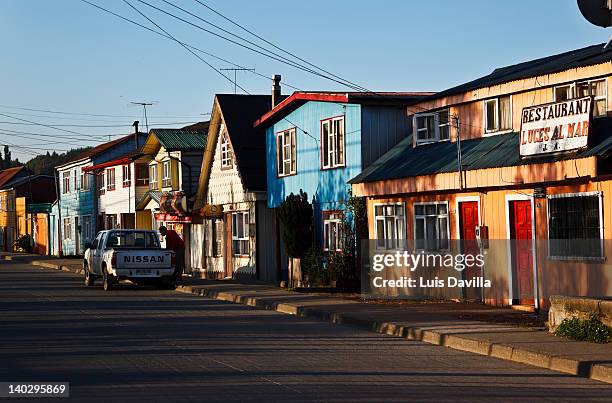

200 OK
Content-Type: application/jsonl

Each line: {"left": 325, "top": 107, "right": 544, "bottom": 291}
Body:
{"left": 122, "top": 0, "right": 251, "bottom": 94}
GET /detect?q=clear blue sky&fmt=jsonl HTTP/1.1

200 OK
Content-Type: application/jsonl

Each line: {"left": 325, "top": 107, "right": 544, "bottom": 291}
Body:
{"left": 0, "top": 0, "right": 608, "bottom": 161}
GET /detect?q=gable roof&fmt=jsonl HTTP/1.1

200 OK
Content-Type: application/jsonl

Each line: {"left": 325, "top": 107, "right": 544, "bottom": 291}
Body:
{"left": 216, "top": 94, "right": 280, "bottom": 191}
{"left": 146, "top": 126, "right": 208, "bottom": 152}
{"left": 427, "top": 43, "right": 612, "bottom": 101}
{"left": 254, "top": 91, "right": 433, "bottom": 128}
{"left": 350, "top": 117, "right": 612, "bottom": 185}
{"left": 0, "top": 166, "right": 28, "bottom": 188}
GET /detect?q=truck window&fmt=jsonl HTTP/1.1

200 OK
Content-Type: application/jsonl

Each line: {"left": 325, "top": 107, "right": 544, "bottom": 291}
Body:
{"left": 107, "top": 231, "right": 160, "bottom": 248}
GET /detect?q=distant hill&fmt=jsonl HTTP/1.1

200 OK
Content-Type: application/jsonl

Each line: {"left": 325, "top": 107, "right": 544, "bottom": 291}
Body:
{"left": 25, "top": 147, "right": 92, "bottom": 175}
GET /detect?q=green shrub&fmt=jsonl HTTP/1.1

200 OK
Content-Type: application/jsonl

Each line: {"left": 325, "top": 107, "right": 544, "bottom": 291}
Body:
{"left": 555, "top": 314, "right": 611, "bottom": 343}
{"left": 277, "top": 190, "right": 313, "bottom": 259}
{"left": 13, "top": 234, "right": 33, "bottom": 253}
{"left": 302, "top": 245, "right": 326, "bottom": 285}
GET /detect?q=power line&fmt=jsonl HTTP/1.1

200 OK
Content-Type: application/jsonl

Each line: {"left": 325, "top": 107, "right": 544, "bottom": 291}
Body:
{"left": 192, "top": 0, "right": 370, "bottom": 93}
{"left": 0, "top": 120, "right": 197, "bottom": 128}
{"left": 0, "top": 109, "right": 208, "bottom": 122}
{"left": 121, "top": 0, "right": 251, "bottom": 94}
{"left": 79, "top": 0, "right": 303, "bottom": 91}
{"left": 134, "top": 0, "right": 369, "bottom": 92}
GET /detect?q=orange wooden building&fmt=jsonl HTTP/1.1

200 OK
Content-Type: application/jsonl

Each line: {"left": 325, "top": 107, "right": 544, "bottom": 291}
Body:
{"left": 351, "top": 43, "right": 612, "bottom": 310}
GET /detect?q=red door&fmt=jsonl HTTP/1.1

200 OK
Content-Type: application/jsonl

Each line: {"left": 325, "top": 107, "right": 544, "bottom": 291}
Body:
{"left": 509, "top": 200, "right": 534, "bottom": 305}
{"left": 460, "top": 202, "right": 479, "bottom": 299}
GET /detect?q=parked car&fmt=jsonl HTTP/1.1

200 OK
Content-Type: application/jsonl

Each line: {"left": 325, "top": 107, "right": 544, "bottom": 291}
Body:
{"left": 83, "top": 229, "right": 175, "bottom": 291}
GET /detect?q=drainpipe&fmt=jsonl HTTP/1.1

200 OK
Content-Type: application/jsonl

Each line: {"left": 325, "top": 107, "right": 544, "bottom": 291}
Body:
{"left": 54, "top": 168, "right": 63, "bottom": 257}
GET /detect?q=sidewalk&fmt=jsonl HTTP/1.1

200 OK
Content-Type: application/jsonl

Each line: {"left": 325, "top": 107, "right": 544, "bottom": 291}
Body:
{"left": 3, "top": 252, "right": 611, "bottom": 384}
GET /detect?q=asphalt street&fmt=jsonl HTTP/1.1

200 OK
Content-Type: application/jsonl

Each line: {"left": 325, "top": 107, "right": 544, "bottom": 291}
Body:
{"left": 1, "top": 260, "right": 611, "bottom": 402}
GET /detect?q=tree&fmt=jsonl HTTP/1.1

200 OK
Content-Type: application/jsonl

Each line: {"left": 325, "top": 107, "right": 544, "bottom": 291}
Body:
{"left": 277, "top": 190, "right": 313, "bottom": 258}
{"left": 3, "top": 145, "right": 11, "bottom": 169}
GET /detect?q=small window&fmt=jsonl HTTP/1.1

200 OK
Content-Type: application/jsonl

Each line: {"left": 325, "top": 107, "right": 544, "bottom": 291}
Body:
{"left": 277, "top": 128, "right": 297, "bottom": 176}
{"left": 484, "top": 96, "right": 511, "bottom": 134}
{"left": 321, "top": 116, "right": 345, "bottom": 169}
{"left": 81, "top": 215, "right": 92, "bottom": 241}
{"left": 73, "top": 170, "right": 78, "bottom": 192}
{"left": 221, "top": 133, "right": 233, "bottom": 169}
{"left": 149, "top": 164, "right": 158, "bottom": 190}
{"left": 162, "top": 160, "right": 172, "bottom": 188}
{"left": 374, "top": 204, "right": 406, "bottom": 250}
{"left": 323, "top": 211, "right": 344, "bottom": 252}
{"left": 122, "top": 165, "right": 131, "bottom": 187}
{"left": 80, "top": 172, "right": 89, "bottom": 191}
{"left": 554, "top": 79, "right": 607, "bottom": 117}
{"left": 62, "top": 172, "right": 70, "bottom": 194}
{"left": 548, "top": 193, "right": 602, "bottom": 260}
{"left": 231, "top": 212, "right": 249, "bottom": 256}
{"left": 414, "top": 202, "right": 449, "bottom": 252}
{"left": 106, "top": 168, "right": 115, "bottom": 191}
{"left": 97, "top": 172, "right": 105, "bottom": 195}
{"left": 63, "top": 218, "right": 72, "bottom": 240}
{"left": 415, "top": 109, "right": 450, "bottom": 144}
{"left": 135, "top": 164, "right": 149, "bottom": 186}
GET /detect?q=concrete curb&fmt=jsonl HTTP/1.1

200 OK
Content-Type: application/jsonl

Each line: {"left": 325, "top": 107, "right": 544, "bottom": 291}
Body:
{"left": 176, "top": 284, "right": 612, "bottom": 385}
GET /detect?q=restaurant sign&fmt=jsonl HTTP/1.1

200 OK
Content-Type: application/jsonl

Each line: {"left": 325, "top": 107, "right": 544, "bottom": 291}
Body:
{"left": 520, "top": 96, "right": 591, "bottom": 157}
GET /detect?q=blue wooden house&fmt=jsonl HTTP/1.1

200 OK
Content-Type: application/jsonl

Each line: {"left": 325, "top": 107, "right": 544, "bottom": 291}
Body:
{"left": 255, "top": 91, "right": 430, "bottom": 252}
{"left": 55, "top": 129, "right": 147, "bottom": 256}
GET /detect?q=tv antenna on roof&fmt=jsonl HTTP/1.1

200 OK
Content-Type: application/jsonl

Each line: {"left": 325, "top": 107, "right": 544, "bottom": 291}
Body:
{"left": 220, "top": 67, "right": 255, "bottom": 94}
{"left": 130, "top": 101, "right": 155, "bottom": 133}
{"left": 577, "top": 0, "right": 612, "bottom": 48}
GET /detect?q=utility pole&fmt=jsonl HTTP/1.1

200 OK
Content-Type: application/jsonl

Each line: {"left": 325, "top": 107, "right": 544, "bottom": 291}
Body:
{"left": 453, "top": 115, "right": 463, "bottom": 190}
{"left": 220, "top": 67, "right": 255, "bottom": 94}
{"left": 130, "top": 102, "right": 154, "bottom": 132}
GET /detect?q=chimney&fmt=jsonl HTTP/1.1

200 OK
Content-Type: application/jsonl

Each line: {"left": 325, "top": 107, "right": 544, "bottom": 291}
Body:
{"left": 272, "top": 74, "right": 281, "bottom": 108}
{"left": 132, "top": 121, "right": 139, "bottom": 149}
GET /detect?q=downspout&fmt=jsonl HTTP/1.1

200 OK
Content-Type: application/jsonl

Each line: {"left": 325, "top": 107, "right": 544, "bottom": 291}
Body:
{"left": 54, "top": 168, "right": 63, "bottom": 257}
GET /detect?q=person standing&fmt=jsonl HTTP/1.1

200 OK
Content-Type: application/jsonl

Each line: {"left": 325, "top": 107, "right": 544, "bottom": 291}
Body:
{"left": 158, "top": 225, "right": 185, "bottom": 282}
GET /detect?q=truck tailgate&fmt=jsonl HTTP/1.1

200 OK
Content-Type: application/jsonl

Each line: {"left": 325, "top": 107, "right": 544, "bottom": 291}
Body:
{"left": 114, "top": 250, "right": 173, "bottom": 269}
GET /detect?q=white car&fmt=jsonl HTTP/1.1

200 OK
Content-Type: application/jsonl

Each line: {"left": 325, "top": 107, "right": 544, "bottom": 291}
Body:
{"left": 83, "top": 230, "right": 176, "bottom": 291}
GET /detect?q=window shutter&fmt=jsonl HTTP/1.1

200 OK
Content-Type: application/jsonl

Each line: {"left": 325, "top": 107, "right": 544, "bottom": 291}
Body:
{"left": 172, "top": 159, "right": 180, "bottom": 191}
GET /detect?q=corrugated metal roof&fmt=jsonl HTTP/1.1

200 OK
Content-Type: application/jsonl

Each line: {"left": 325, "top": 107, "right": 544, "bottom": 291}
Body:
{"left": 427, "top": 43, "right": 612, "bottom": 101}
{"left": 150, "top": 127, "right": 208, "bottom": 150}
{"left": 350, "top": 117, "right": 612, "bottom": 184}
{"left": 0, "top": 166, "right": 27, "bottom": 188}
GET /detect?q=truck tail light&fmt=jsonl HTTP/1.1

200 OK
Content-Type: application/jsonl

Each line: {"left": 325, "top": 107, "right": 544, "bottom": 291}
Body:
{"left": 111, "top": 251, "right": 117, "bottom": 267}
{"left": 171, "top": 253, "right": 176, "bottom": 267}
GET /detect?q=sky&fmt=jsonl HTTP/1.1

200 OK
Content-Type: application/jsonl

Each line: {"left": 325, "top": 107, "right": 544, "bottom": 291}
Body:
{"left": 0, "top": 0, "right": 609, "bottom": 162}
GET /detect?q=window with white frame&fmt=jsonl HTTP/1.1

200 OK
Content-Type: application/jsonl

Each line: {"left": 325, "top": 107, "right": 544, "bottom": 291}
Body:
{"left": 321, "top": 116, "right": 345, "bottom": 169}
{"left": 97, "top": 172, "right": 105, "bottom": 195}
{"left": 231, "top": 211, "right": 249, "bottom": 256}
{"left": 162, "top": 160, "right": 172, "bottom": 188}
{"left": 123, "top": 165, "right": 131, "bottom": 187}
{"left": 277, "top": 128, "right": 297, "bottom": 176}
{"left": 81, "top": 215, "right": 92, "bottom": 241}
{"left": 323, "top": 211, "right": 343, "bottom": 252}
{"left": 414, "top": 202, "right": 449, "bottom": 252}
{"left": 62, "top": 171, "right": 70, "bottom": 194}
{"left": 415, "top": 109, "right": 450, "bottom": 144}
{"left": 554, "top": 79, "right": 607, "bottom": 117}
{"left": 106, "top": 168, "right": 115, "bottom": 191}
{"left": 220, "top": 133, "right": 233, "bottom": 169}
{"left": 63, "top": 218, "right": 72, "bottom": 240}
{"left": 484, "top": 95, "right": 511, "bottom": 133}
{"left": 374, "top": 204, "right": 405, "bottom": 249}
{"left": 73, "top": 170, "right": 78, "bottom": 192}
{"left": 149, "top": 164, "right": 158, "bottom": 190}
{"left": 80, "top": 171, "right": 89, "bottom": 191}
{"left": 548, "top": 192, "right": 602, "bottom": 259}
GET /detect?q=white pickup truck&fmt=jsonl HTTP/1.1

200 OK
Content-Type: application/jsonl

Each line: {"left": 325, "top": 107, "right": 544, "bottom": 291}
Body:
{"left": 83, "top": 230, "right": 176, "bottom": 291}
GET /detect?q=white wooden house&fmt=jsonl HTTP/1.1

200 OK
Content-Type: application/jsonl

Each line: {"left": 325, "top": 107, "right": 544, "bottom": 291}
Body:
{"left": 192, "top": 94, "right": 281, "bottom": 282}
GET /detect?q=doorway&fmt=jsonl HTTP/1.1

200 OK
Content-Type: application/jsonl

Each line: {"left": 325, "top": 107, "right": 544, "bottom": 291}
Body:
{"left": 458, "top": 200, "right": 480, "bottom": 299}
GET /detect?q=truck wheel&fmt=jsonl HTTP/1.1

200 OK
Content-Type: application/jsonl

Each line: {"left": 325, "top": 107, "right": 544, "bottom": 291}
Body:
{"left": 158, "top": 279, "right": 176, "bottom": 290}
{"left": 103, "top": 267, "right": 115, "bottom": 291}
{"left": 84, "top": 266, "right": 95, "bottom": 287}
